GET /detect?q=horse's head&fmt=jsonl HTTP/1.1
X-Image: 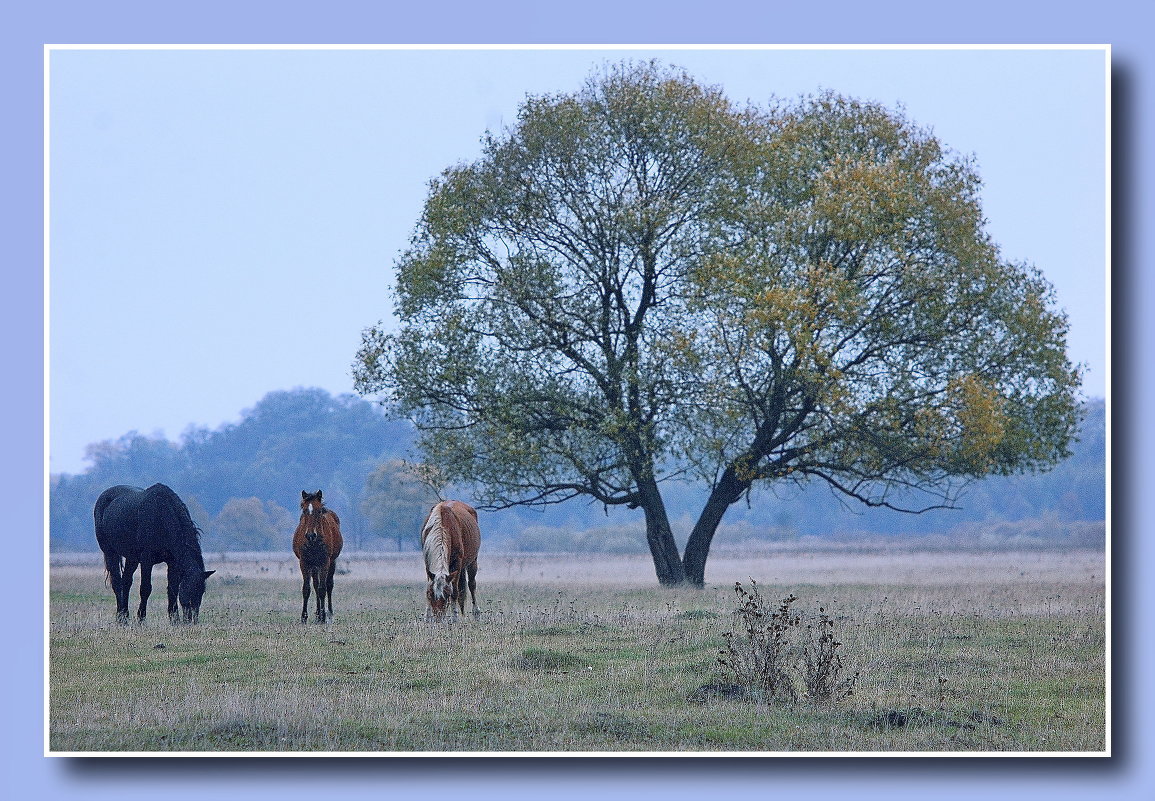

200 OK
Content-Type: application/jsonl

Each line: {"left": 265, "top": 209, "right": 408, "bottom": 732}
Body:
{"left": 301, "top": 490, "right": 324, "bottom": 515}
{"left": 177, "top": 569, "right": 215, "bottom": 623}
{"left": 426, "top": 571, "right": 456, "bottom": 620}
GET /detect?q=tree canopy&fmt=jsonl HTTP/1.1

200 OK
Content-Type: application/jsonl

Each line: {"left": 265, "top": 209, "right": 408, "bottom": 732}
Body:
{"left": 353, "top": 61, "right": 1082, "bottom": 586}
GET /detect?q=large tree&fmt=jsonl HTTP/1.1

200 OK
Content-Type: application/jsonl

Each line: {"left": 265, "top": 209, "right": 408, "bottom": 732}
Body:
{"left": 353, "top": 62, "right": 1081, "bottom": 586}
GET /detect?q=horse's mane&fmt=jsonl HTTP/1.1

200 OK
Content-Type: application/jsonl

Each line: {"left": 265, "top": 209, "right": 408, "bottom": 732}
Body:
{"left": 422, "top": 504, "right": 450, "bottom": 577}
{"left": 145, "top": 483, "right": 204, "bottom": 549}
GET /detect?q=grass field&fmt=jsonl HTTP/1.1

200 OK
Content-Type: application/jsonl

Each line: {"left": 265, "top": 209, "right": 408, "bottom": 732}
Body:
{"left": 48, "top": 547, "right": 1107, "bottom": 754}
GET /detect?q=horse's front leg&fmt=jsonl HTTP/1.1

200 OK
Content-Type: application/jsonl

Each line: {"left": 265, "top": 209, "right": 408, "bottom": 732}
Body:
{"left": 167, "top": 563, "right": 180, "bottom": 623}
{"left": 300, "top": 566, "right": 312, "bottom": 624}
{"left": 137, "top": 563, "right": 154, "bottom": 623}
{"left": 313, "top": 569, "right": 327, "bottom": 623}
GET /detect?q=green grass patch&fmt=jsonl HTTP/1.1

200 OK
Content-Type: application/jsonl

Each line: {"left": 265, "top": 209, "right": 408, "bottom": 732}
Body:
{"left": 513, "top": 647, "right": 591, "bottom": 671}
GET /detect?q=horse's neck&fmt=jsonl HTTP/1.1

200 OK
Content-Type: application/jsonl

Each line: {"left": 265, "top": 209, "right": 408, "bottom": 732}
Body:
{"left": 151, "top": 494, "right": 204, "bottom": 569}
{"left": 170, "top": 538, "right": 204, "bottom": 571}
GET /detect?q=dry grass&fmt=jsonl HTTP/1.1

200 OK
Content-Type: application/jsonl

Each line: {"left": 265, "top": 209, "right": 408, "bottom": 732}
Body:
{"left": 48, "top": 548, "right": 1107, "bottom": 753}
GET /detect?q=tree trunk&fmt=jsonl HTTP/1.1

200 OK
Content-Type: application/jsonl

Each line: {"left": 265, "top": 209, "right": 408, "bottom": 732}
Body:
{"left": 682, "top": 466, "right": 749, "bottom": 587}
{"left": 636, "top": 477, "right": 686, "bottom": 585}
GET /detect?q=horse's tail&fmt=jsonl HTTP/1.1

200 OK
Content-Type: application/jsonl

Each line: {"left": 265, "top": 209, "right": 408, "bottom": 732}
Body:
{"left": 101, "top": 551, "right": 123, "bottom": 585}
{"left": 95, "top": 492, "right": 116, "bottom": 585}
{"left": 94, "top": 485, "right": 137, "bottom": 582}
{"left": 93, "top": 490, "right": 116, "bottom": 531}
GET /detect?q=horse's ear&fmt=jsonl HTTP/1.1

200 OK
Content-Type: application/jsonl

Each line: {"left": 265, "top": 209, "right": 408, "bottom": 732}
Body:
{"left": 317, "top": 490, "right": 323, "bottom": 499}
{"left": 301, "top": 490, "right": 308, "bottom": 500}
{"left": 204, "top": 570, "right": 215, "bottom": 579}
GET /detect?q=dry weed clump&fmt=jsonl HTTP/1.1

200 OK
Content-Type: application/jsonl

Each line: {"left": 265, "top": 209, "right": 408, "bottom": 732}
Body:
{"left": 800, "top": 607, "right": 860, "bottom": 704}
{"left": 717, "top": 580, "right": 858, "bottom": 706}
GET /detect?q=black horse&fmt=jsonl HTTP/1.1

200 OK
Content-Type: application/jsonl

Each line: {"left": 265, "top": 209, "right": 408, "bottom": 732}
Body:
{"left": 94, "top": 484, "right": 214, "bottom": 624}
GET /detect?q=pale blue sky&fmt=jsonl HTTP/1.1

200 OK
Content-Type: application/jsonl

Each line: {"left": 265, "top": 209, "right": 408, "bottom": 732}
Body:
{"left": 48, "top": 46, "right": 1108, "bottom": 475}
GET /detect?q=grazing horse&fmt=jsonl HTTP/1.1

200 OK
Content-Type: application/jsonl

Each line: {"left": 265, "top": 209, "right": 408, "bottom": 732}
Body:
{"left": 292, "top": 490, "right": 343, "bottom": 623}
{"left": 94, "top": 484, "right": 214, "bottom": 624}
{"left": 421, "top": 500, "right": 481, "bottom": 621}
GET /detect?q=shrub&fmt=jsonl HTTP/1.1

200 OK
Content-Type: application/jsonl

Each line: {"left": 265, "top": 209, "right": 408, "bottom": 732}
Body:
{"left": 717, "top": 582, "right": 801, "bottom": 704}
{"left": 717, "top": 580, "right": 858, "bottom": 707}
{"left": 800, "top": 607, "right": 859, "bottom": 704}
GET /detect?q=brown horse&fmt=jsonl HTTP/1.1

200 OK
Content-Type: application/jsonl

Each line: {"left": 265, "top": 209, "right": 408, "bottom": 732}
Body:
{"left": 292, "top": 490, "right": 343, "bottom": 623}
{"left": 421, "top": 500, "right": 481, "bottom": 621}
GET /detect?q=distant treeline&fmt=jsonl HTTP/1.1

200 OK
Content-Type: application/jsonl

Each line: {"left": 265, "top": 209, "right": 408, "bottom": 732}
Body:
{"left": 49, "top": 389, "right": 1106, "bottom": 553}
{"left": 50, "top": 388, "right": 425, "bottom": 553}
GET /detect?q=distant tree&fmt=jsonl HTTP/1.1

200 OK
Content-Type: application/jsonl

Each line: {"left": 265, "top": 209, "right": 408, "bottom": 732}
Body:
{"left": 211, "top": 497, "right": 294, "bottom": 552}
{"left": 359, "top": 460, "right": 439, "bottom": 550}
{"left": 83, "top": 431, "right": 184, "bottom": 484}
{"left": 354, "top": 61, "right": 1081, "bottom": 586}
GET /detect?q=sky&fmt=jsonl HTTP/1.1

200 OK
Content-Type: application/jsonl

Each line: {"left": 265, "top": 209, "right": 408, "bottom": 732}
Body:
{"left": 47, "top": 46, "right": 1109, "bottom": 476}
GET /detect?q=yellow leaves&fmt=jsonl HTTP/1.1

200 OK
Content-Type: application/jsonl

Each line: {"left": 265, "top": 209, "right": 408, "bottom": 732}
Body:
{"left": 852, "top": 376, "right": 1009, "bottom": 477}
{"left": 946, "top": 375, "right": 1009, "bottom": 473}
{"left": 690, "top": 252, "right": 749, "bottom": 297}
{"left": 905, "top": 376, "right": 1007, "bottom": 477}
{"left": 811, "top": 156, "right": 915, "bottom": 242}
{"left": 746, "top": 284, "right": 809, "bottom": 327}
{"left": 657, "top": 328, "right": 703, "bottom": 371}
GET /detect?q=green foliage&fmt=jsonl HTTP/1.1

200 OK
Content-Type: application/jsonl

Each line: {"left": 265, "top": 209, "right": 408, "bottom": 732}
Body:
{"left": 676, "top": 92, "right": 1081, "bottom": 498}
{"left": 354, "top": 62, "right": 1082, "bottom": 585}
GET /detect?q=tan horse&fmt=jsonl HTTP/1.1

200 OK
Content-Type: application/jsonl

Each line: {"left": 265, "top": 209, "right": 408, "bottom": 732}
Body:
{"left": 421, "top": 500, "right": 481, "bottom": 620}
{"left": 292, "top": 490, "right": 343, "bottom": 623}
